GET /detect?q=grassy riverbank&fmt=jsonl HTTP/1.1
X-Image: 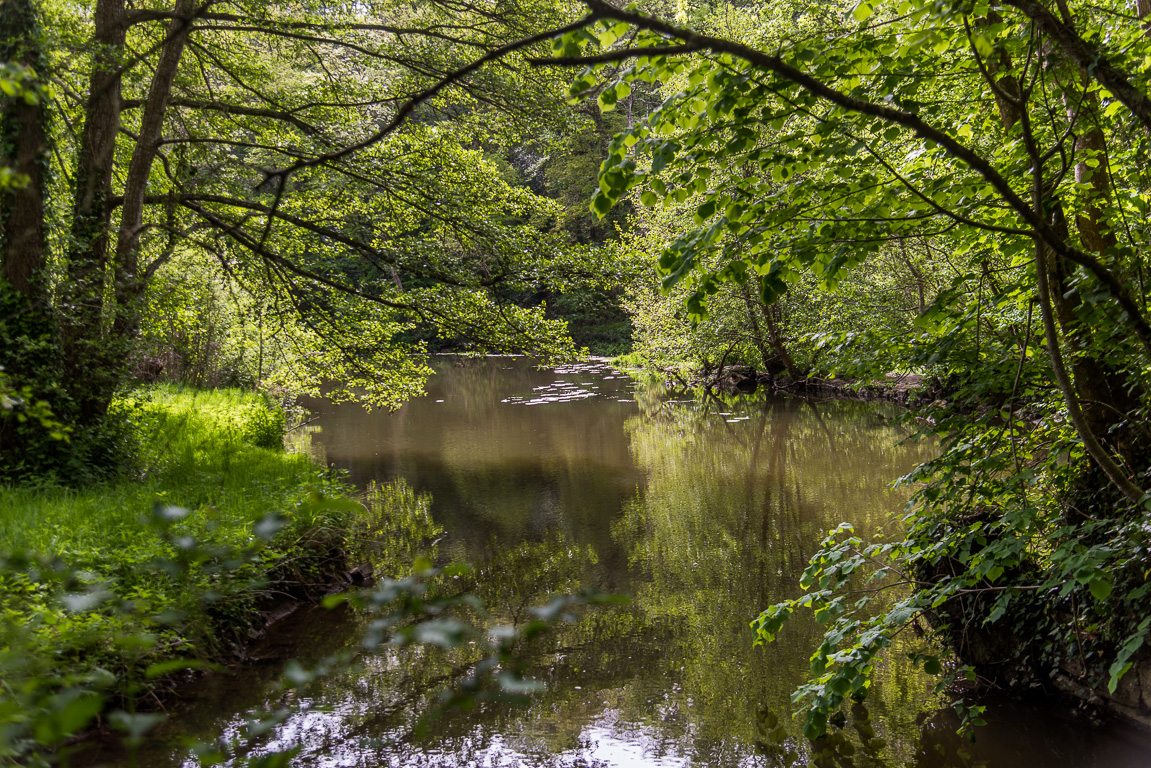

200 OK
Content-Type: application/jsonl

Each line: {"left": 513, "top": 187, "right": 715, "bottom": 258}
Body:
{"left": 0, "top": 386, "right": 355, "bottom": 705}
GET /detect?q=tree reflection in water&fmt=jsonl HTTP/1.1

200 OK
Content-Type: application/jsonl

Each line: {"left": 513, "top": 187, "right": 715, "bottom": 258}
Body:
{"left": 84, "top": 358, "right": 1151, "bottom": 768}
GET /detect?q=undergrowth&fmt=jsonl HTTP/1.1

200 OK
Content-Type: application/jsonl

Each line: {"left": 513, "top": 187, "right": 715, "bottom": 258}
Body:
{"left": 0, "top": 386, "right": 350, "bottom": 707}
{"left": 0, "top": 387, "right": 605, "bottom": 766}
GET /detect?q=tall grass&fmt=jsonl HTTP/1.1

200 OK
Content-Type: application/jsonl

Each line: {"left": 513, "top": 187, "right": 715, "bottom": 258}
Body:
{"left": 1, "top": 386, "right": 309, "bottom": 555}
{"left": 0, "top": 386, "right": 349, "bottom": 691}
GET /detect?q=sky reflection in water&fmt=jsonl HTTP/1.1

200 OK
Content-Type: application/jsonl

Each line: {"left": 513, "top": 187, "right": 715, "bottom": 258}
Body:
{"left": 89, "top": 357, "right": 1151, "bottom": 768}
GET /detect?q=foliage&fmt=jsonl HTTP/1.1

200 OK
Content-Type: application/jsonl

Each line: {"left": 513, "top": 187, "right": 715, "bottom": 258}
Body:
{"left": 0, "top": 511, "right": 616, "bottom": 766}
{"left": 461, "top": 534, "right": 600, "bottom": 623}
{"left": 0, "top": 386, "right": 341, "bottom": 705}
{"left": 536, "top": 106, "right": 635, "bottom": 244}
{"left": 0, "top": 504, "right": 362, "bottom": 766}
{"left": 527, "top": 0, "right": 1151, "bottom": 738}
{"left": 9, "top": 0, "right": 1151, "bottom": 749}
{"left": 1, "top": 0, "right": 608, "bottom": 481}
{"left": 546, "top": 287, "right": 635, "bottom": 355}
{"left": 0, "top": 387, "right": 441, "bottom": 764}
{"left": 0, "top": 288, "right": 138, "bottom": 483}
{"left": 352, "top": 479, "right": 444, "bottom": 578}
{"left": 0, "top": 376, "right": 625, "bottom": 765}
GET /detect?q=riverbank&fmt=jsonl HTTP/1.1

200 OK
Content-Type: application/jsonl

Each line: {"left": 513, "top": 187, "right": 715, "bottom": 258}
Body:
{"left": 611, "top": 353, "right": 930, "bottom": 405}
{"left": 607, "top": 355, "right": 1151, "bottom": 730}
{"left": 0, "top": 385, "right": 365, "bottom": 754}
{"left": 94, "top": 355, "right": 1151, "bottom": 768}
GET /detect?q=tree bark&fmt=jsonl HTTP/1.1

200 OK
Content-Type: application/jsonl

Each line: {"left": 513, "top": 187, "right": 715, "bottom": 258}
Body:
{"left": 977, "top": 11, "right": 1023, "bottom": 130}
{"left": 1018, "top": 65, "right": 1145, "bottom": 502}
{"left": 0, "top": 0, "right": 46, "bottom": 299}
{"left": 62, "top": 0, "right": 127, "bottom": 425}
{"left": 899, "top": 239, "right": 926, "bottom": 314}
{"left": 981, "top": 4, "right": 1136, "bottom": 462}
{"left": 114, "top": 0, "right": 196, "bottom": 331}
{"left": 69, "top": 0, "right": 126, "bottom": 281}
{"left": 1046, "top": 19, "right": 1140, "bottom": 453}
{"left": 761, "top": 302, "right": 803, "bottom": 379}
{"left": 739, "top": 282, "right": 774, "bottom": 373}
{"left": 742, "top": 282, "right": 803, "bottom": 379}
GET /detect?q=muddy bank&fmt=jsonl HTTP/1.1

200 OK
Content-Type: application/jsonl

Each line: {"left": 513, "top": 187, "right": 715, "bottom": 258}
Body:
{"left": 1054, "top": 653, "right": 1151, "bottom": 729}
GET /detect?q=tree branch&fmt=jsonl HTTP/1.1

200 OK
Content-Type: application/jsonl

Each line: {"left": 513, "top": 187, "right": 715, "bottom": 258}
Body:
{"left": 1001, "top": 0, "right": 1151, "bottom": 136}
{"left": 265, "top": 13, "right": 601, "bottom": 180}
{"left": 545, "top": 0, "right": 1151, "bottom": 357}
{"left": 122, "top": 97, "right": 323, "bottom": 134}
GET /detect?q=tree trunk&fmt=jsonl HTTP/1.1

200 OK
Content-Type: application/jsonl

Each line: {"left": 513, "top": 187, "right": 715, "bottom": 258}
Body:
{"left": 113, "top": 0, "right": 195, "bottom": 333}
{"left": 0, "top": 0, "right": 46, "bottom": 299}
{"left": 740, "top": 282, "right": 774, "bottom": 372}
{"left": 986, "top": 3, "right": 1136, "bottom": 464}
{"left": 62, "top": 0, "right": 127, "bottom": 426}
{"left": 69, "top": 0, "right": 125, "bottom": 282}
{"left": 1139, "top": 0, "right": 1151, "bottom": 32}
{"left": 899, "top": 239, "right": 926, "bottom": 314}
{"left": 1049, "top": 31, "right": 1140, "bottom": 455}
{"left": 980, "top": 11, "right": 1023, "bottom": 129}
{"left": 761, "top": 301, "right": 803, "bottom": 379}
{"left": 741, "top": 282, "right": 803, "bottom": 379}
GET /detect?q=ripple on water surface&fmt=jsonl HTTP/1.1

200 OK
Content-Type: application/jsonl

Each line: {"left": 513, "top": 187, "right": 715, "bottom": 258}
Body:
{"left": 78, "top": 356, "right": 1151, "bottom": 768}
{"left": 500, "top": 360, "right": 630, "bottom": 405}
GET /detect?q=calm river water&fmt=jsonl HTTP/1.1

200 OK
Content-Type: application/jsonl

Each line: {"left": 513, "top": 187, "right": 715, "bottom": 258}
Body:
{"left": 85, "top": 357, "right": 1151, "bottom": 767}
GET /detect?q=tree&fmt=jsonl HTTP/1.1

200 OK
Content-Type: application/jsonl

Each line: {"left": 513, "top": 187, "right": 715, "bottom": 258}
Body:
{"left": 471, "top": 0, "right": 1151, "bottom": 735}
{"left": 1, "top": 0, "right": 596, "bottom": 477}
{"left": 563, "top": 0, "right": 1151, "bottom": 493}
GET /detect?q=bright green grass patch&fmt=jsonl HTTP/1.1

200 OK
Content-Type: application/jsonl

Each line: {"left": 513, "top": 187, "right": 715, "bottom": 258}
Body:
{"left": 0, "top": 385, "right": 350, "bottom": 696}
{"left": 2, "top": 385, "right": 304, "bottom": 556}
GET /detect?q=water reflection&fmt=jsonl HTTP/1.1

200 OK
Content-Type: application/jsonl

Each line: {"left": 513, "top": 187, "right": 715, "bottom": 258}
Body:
{"left": 615, "top": 388, "right": 938, "bottom": 767}
{"left": 84, "top": 357, "right": 1151, "bottom": 767}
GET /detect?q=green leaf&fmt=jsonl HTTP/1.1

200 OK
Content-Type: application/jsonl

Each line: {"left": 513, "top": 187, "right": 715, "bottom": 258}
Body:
{"left": 852, "top": 2, "right": 873, "bottom": 22}
{"left": 145, "top": 658, "right": 223, "bottom": 679}
{"left": 35, "top": 693, "right": 103, "bottom": 745}
{"left": 591, "top": 192, "right": 615, "bottom": 217}
{"left": 1089, "top": 576, "right": 1112, "bottom": 601}
{"left": 107, "top": 711, "right": 166, "bottom": 743}
{"left": 598, "top": 87, "right": 618, "bottom": 112}
{"left": 1108, "top": 660, "right": 1134, "bottom": 693}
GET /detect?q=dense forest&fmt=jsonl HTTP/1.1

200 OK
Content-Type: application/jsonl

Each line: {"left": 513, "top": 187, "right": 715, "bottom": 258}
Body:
{"left": 4, "top": 0, "right": 1151, "bottom": 761}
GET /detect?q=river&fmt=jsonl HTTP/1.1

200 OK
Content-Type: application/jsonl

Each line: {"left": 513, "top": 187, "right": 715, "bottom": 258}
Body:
{"left": 83, "top": 356, "right": 1151, "bottom": 767}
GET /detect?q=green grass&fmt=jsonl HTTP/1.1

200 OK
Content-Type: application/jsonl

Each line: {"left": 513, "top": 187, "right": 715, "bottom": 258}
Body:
{"left": 2, "top": 386, "right": 304, "bottom": 554}
{"left": 0, "top": 385, "right": 352, "bottom": 696}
